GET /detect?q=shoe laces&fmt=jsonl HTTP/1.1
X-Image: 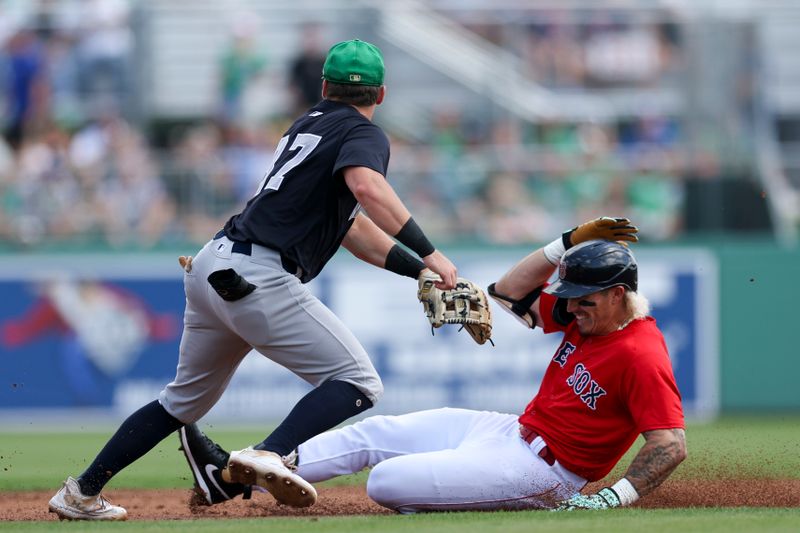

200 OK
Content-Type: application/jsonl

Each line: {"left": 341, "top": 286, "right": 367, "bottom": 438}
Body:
{"left": 71, "top": 482, "right": 116, "bottom": 511}
{"left": 282, "top": 449, "right": 298, "bottom": 472}
{"left": 96, "top": 494, "right": 117, "bottom": 511}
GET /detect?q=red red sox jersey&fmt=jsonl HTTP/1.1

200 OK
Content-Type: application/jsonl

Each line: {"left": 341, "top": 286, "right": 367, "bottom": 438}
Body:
{"left": 518, "top": 292, "right": 684, "bottom": 481}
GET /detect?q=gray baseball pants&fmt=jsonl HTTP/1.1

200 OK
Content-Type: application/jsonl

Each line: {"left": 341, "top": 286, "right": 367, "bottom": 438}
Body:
{"left": 159, "top": 235, "right": 383, "bottom": 423}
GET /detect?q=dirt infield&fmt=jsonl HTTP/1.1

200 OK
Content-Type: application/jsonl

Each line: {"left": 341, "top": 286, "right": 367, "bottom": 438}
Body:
{"left": 2, "top": 479, "right": 799, "bottom": 521}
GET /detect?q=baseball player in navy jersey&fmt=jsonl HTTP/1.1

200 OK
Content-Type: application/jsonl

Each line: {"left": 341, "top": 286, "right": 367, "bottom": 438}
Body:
{"left": 179, "top": 217, "right": 687, "bottom": 513}
{"left": 48, "top": 39, "right": 458, "bottom": 521}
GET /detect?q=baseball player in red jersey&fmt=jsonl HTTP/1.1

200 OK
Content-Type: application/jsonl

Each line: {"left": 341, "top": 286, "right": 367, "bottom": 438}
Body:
{"left": 179, "top": 217, "right": 686, "bottom": 512}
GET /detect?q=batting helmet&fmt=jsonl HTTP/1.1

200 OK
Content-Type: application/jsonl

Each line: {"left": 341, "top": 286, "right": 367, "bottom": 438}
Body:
{"left": 544, "top": 239, "right": 638, "bottom": 298}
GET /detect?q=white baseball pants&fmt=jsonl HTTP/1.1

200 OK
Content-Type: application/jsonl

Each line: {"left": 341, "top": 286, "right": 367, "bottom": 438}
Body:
{"left": 297, "top": 407, "right": 586, "bottom": 513}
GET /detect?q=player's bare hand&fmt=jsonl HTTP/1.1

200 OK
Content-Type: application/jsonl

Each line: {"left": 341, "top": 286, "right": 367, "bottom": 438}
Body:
{"left": 422, "top": 250, "right": 457, "bottom": 289}
{"left": 178, "top": 255, "right": 193, "bottom": 273}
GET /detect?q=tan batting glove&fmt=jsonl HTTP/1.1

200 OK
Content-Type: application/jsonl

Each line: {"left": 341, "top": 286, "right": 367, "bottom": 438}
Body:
{"left": 543, "top": 217, "right": 639, "bottom": 266}
{"left": 566, "top": 217, "right": 639, "bottom": 247}
{"left": 178, "top": 255, "right": 193, "bottom": 273}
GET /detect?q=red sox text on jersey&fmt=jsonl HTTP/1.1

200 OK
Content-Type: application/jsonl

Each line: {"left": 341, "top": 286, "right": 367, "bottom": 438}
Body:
{"left": 553, "top": 342, "right": 608, "bottom": 410}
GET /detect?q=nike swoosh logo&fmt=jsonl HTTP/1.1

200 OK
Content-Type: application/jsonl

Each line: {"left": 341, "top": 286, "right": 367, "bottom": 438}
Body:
{"left": 205, "top": 464, "right": 232, "bottom": 500}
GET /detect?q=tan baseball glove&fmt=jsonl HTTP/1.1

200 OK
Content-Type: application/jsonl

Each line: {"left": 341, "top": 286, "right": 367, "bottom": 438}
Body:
{"left": 417, "top": 272, "right": 493, "bottom": 345}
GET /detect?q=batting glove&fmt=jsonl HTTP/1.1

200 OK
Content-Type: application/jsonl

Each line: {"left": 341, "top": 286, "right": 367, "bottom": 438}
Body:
{"left": 553, "top": 487, "right": 621, "bottom": 511}
{"left": 542, "top": 216, "right": 638, "bottom": 265}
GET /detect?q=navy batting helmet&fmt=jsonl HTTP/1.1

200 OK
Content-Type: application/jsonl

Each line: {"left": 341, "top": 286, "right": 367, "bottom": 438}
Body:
{"left": 544, "top": 239, "right": 638, "bottom": 298}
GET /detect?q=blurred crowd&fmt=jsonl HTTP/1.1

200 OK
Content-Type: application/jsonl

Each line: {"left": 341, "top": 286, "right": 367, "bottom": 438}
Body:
{"left": 0, "top": 0, "right": 133, "bottom": 148}
{"left": 390, "top": 110, "right": 689, "bottom": 245}
{"left": 0, "top": 0, "right": 152, "bottom": 248}
{"left": 0, "top": 109, "right": 691, "bottom": 249}
{"left": 459, "top": 7, "right": 683, "bottom": 89}
{"left": 0, "top": 2, "right": 709, "bottom": 250}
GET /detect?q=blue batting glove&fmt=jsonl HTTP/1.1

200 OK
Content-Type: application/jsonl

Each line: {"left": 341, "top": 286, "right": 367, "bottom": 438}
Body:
{"left": 553, "top": 487, "right": 621, "bottom": 511}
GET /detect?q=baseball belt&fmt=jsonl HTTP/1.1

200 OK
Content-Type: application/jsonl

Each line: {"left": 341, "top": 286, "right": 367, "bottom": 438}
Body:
{"left": 213, "top": 230, "right": 302, "bottom": 278}
{"left": 519, "top": 426, "right": 556, "bottom": 466}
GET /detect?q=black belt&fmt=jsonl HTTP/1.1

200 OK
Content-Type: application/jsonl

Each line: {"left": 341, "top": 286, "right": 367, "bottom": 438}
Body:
{"left": 213, "top": 230, "right": 301, "bottom": 277}
{"left": 214, "top": 230, "right": 251, "bottom": 255}
{"left": 519, "top": 426, "right": 556, "bottom": 466}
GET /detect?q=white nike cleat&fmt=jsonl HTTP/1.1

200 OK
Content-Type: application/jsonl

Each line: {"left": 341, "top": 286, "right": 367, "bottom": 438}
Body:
{"left": 227, "top": 447, "right": 317, "bottom": 508}
{"left": 48, "top": 477, "right": 127, "bottom": 521}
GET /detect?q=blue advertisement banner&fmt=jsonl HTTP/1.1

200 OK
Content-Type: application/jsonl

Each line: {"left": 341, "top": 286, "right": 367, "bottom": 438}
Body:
{"left": 0, "top": 249, "right": 718, "bottom": 421}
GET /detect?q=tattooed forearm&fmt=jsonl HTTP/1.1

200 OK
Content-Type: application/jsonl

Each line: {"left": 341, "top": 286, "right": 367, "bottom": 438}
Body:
{"left": 624, "top": 428, "right": 687, "bottom": 497}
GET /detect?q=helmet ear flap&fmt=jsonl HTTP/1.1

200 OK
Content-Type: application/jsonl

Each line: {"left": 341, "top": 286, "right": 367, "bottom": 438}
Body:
{"left": 552, "top": 297, "right": 575, "bottom": 326}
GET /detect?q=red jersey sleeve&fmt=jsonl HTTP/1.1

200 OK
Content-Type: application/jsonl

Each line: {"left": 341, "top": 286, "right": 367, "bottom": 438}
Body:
{"left": 538, "top": 291, "right": 568, "bottom": 334}
{"left": 620, "top": 331, "right": 685, "bottom": 432}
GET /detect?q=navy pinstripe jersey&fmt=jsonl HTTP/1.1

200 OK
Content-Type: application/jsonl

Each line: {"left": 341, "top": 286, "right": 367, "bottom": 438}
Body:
{"left": 224, "top": 100, "right": 390, "bottom": 283}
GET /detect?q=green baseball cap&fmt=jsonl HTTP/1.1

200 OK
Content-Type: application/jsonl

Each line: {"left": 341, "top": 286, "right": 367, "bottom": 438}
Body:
{"left": 322, "top": 39, "right": 385, "bottom": 86}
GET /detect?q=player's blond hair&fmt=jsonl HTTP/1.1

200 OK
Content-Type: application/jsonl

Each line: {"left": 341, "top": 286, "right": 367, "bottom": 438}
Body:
{"left": 624, "top": 290, "right": 650, "bottom": 320}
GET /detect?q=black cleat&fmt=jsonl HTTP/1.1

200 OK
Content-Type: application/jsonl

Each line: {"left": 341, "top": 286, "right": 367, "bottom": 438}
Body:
{"left": 178, "top": 423, "right": 252, "bottom": 505}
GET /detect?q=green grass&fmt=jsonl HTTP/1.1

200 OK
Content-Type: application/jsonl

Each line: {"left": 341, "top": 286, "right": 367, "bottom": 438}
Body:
{"left": 1, "top": 509, "right": 799, "bottom": 532}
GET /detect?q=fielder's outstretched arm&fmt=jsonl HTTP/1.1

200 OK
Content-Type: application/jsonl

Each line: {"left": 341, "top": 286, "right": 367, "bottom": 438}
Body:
{"left": 342, "top": 214, "right": 429, "bottom": 281}
{"left": 342, "top": 213, "right": 396, "bottom": 268}
{"left": 344, "top": 166, "right": 410, "bottom": 236}
{"left": 343, "top": 166, "right": 456, "bottom": 288}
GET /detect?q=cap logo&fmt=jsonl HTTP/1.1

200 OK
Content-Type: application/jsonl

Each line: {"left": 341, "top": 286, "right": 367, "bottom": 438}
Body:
{"left": 559, "top": 261, "right": 567, "bottom": 280}
{"left": 323, "top": 39, "right": 385, "bottom": 86}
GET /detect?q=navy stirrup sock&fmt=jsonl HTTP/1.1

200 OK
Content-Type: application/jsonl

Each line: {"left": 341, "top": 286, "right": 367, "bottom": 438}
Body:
{"left": 77, "top": 399, "right": 183, "bottom": 496}
{"left": 255, "top": 380, "right": 373, "bottom": 456}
